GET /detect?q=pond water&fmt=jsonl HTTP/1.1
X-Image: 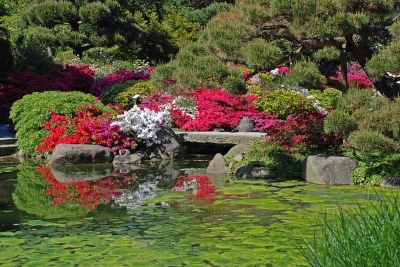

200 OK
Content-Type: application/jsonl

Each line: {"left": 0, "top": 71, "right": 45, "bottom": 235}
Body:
{"left": 0, "top": 155, "right": 388, "bottom": 267}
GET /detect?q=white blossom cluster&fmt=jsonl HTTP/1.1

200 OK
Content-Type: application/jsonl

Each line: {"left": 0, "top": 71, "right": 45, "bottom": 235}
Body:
{"left": 172, "top": 96, "right": 198, "bottom": 119}
{"left": 111, "top": 105, "right": 171, "bottom": 146}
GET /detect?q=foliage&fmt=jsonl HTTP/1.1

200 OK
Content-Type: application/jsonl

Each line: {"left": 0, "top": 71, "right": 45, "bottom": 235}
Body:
{"left": 312, "top": 46, "right": 340, "bottom": 62}
{"left": 324, "top": 88, "right": 400, "bottom": 184}
{"left": 100, "top": 80, "right": 155, "bottom": 110}
{"left": 184, "top": 2, "right": 233, "bottom": 27}
{"left": 252, "top": 88, "right": 316, "bottom": 119}
{"left": 0, "top": 33, "right": 13, "bottom": 77}
{"left": 35, "top": 104, "right": 136, "bottom": 155}
{"left": 308, "top": 88, "right": 342, "bottom": 110}
{"left": 126, "top": 8, "right": 200, "bottom": 64}
{"left": 9, "top": 91, "right": 113, "bottom": 156}
{"left": 151, "top": 42, "right": 229, "bottom": 93}
{"left": 19, "top": 0, "right": 141, "bottom": 57}
{"left": 300, "top": 191, "right": 400, "bottom": 267}
{"left": 0, "top": 64, "right": 94, "bottom": 123}
{"left": 366, "top": 20, "right": 400, "bottom": 82}
{"left": 284, "top": 60, "right": 326, "bottom": 89}
{"left": 12, "top": 38, "right": 57, "bottom": 74}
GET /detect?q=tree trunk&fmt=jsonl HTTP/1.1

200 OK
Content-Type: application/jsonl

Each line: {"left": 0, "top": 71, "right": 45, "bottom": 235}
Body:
{"left": 347, "top": 33, "right": 372, "bottom": 68}
{"left": 340, "top": 44, "right": 348, "bottom": 93}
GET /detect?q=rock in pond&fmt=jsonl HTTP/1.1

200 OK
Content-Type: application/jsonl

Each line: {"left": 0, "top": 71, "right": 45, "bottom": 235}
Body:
{"left": 151, "top": 126, "right": 187, "bottom": 160}
{"left": 301, "top": 155, "right": 358, "bottom": 185}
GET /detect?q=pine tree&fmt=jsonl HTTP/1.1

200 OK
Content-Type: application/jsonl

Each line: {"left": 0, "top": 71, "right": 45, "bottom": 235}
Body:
{"left": 20, "top": 0, "right": 142, "bottom": 58}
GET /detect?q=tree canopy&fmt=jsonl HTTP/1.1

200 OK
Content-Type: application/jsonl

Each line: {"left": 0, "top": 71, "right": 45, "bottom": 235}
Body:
{"left": 19, "top": 0, "right": 142, "bottom": 57}
{"left": 152, "top": 0, "right": 400, "bottom": 97}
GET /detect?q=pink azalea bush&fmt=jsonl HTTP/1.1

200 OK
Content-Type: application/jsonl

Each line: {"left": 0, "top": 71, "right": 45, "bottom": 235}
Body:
{"left": 336, "top": 61, "right": 374, "bottom": 89}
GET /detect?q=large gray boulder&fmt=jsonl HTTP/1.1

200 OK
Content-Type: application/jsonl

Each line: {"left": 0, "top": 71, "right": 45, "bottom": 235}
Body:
{"left": 48, "top": 144, "right": 113, "bottom": 165}
{"left": 224, "top": 144, "right": 252, "bottom": 157}
{"left": 301, "top": 155, "right": 358, "bottom": 185}
{"left": 151, "top": 126, "right": 187, "bottom": 159}
{"left": 206, "top": 153, "right": 229, "bottom": 174}
{"left": 206, "top": 144, "right": 253, "bottom": 174}
{"left": 233, "top": 116, "right": 254, "bottom": 132}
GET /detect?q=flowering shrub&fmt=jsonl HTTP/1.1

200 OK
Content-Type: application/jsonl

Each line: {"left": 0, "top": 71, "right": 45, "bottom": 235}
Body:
{"left": 0, "top": 65, "right": 94, "bottom": 123}
{"left": 37, "top": 166, "right": 137, "bottom": 209}
{"left": 264, "top": 110, "right": 343, "bottom": 150}
{"left": 171, "top": 88, "right": 267, "bottom": 131}
{"left": 111, "top": 105, "right": 170, "bottom": 146}
{"left": 173, "top": 175, "right": 216, "bottom": 204}
{"left": 334, "top": 61, "right": 374, "bottom": 89}
{"left": 36, "top": 104, "right": 137, "bottom": 154}
{"left": 90, "top": 67, "right": 154, "bottom": 97}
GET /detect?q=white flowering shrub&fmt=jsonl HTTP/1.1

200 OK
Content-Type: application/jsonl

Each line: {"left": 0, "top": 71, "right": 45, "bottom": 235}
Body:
{"left": 111, "top": 105, "right": 170, "bottom": 146}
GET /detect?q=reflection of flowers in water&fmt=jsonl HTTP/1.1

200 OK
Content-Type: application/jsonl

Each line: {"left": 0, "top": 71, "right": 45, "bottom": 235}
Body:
{"left": 173, "top": 176, "right": 216, "bottom": 204}
{"left": 113, "top": 174, "right": 165, "bottom": 210}
{"left": 36, "top": 166, "right": 136, "bottom": 209}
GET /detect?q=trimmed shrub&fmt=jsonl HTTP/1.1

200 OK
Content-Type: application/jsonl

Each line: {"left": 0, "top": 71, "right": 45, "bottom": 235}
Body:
{"left": 252, "top": 88, "right": 316, "bottom": 119}
{"left": 9, "top": 91, "right": 113, "bottom": 156}
{"left": 309, "top": 87, "right": 342, "bottom": 110}
{"left": 100, "top": 80, "right": 154, "bottom": 109}
{"left": 284, "top": 60, "right": 326, "bottom": 89}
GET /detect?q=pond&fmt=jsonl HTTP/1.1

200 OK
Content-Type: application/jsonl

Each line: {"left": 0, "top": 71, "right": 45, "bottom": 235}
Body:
{"left": 0, "top": 155, "right": 388, "bottom": 267}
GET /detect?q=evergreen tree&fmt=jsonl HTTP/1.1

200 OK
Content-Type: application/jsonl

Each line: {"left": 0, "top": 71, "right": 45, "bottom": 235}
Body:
{"left": 153, "top": 0, "right": 400, "bottom": 97}
{"left": 19, "top": 0, "right": 142, "bottom": 58}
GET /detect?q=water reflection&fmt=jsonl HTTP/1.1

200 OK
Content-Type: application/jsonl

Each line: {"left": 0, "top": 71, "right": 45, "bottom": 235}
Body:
{"left": 11, "top": 158, "right": 219, "bottom": 218}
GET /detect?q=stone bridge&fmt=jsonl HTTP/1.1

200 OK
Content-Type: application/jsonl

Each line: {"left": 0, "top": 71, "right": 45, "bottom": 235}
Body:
{"left": 175, "top": 131, "right": 266, "bottom": 154}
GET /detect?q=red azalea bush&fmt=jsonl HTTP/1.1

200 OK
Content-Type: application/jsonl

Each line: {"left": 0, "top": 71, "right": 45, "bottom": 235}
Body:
{"left": 264, "top": 110, "right": 343, "bottom": 150}
{"left": 36, "top": 104, "right": 137, "bottom": 154}
{"left": 0, "top": 64, "right": 94, "bottom": 123}
{"left": 90, "top": 67, "right": 154, "bottom": 97}
{"left": 173, "top": 175, "right": 216, "bottom": 204}
{"left": 37, "top": 166, "right": 136, "bottom": 209}
{"left": 171, "top": 88, "right": 268, "bottom": 131}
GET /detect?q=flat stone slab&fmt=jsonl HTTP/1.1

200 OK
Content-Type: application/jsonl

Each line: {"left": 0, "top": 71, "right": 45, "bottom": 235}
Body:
{"left": 175, "top": 132, "right": 266, "bottom": 145}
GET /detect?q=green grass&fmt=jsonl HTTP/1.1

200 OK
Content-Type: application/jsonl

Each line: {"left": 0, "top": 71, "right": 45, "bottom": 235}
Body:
{"left": 299, "top": 190, "right": 400, "bottom": 267}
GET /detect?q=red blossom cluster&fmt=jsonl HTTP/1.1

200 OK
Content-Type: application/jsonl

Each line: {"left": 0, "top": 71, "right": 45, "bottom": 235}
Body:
{"left": 36, "top": 104, "right": 136, "bottom": 154}
{"left": 264, "top": 110, "right": 343, "bottom": 150}
{"left": 37, "top": 166, "right": 136, "bottom": 209}
{"left": 171, "top": 88, "right": 268, "bottom": 131}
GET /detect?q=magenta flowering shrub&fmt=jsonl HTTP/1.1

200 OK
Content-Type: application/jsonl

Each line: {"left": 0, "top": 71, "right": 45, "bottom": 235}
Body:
{"left": 90, "top": 67, "right": 154, "bottom": 97}
{"left": 171, "top": 88, "right": 268, "bottom": 131}
{"left": 336, "top": 61, "right": 374, "bottom": 89}
{"left": 0, "top": 65, "right": 94, "bottom": 123}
